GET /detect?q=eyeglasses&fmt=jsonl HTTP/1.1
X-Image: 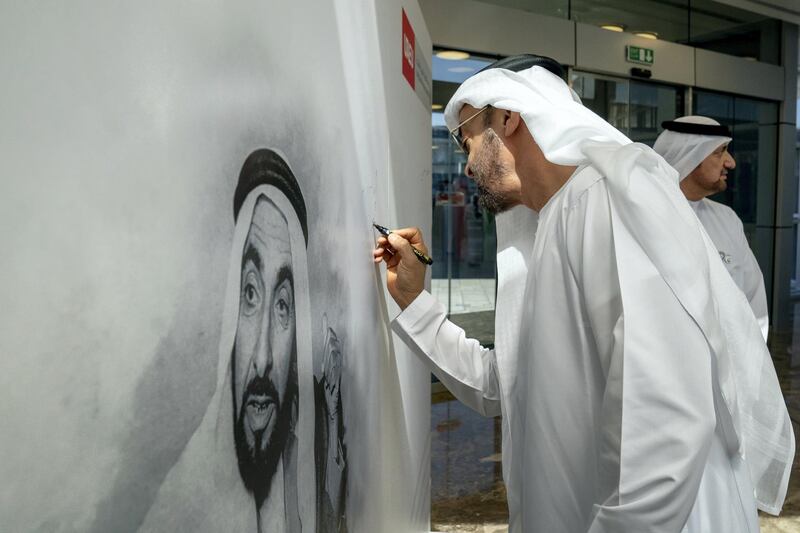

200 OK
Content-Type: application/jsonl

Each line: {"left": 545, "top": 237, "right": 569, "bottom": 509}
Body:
{"left": 448, "top": 105, "right": 489, "bottom": 153}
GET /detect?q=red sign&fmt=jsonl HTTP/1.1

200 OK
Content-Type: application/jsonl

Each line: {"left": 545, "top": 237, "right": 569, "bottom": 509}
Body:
{"left": 401, "top": 9, "right": 415, "bottom": 90}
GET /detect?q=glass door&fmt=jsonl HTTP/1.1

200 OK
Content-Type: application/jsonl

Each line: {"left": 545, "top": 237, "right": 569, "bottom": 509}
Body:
{"left": 570, "top": 71, "right": 684, "bottom": 145}
{"left": 431, "top": 52, "right": 498, "bottom": 323}
{"left": 693, "top": 90, "right": 779, "bottom": 307}
{"left": 570, "top": 73, "right": 778, "bottom": 311}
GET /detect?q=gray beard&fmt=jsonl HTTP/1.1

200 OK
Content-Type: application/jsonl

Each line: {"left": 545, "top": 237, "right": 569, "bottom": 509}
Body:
{"left": 477, "top": 183, "right": 512, "bottom": 214}
{"left": 470, "top": 128, "right": 515, "bottom": 214}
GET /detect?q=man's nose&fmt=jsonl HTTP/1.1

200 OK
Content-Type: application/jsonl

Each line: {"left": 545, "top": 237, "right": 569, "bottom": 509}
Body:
{"left": 725, "top": 153, "right": 736, "bottom": 170}
{"left": 253, "top": 316, "right": 273, "bottom": 377}
{"left": 464, "top": 158, "right": 474, "bottom": 178}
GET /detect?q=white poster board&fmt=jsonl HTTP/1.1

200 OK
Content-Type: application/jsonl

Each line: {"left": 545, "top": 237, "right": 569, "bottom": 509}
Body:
{"left": 0, "top": 0, "right": 432, "bottom": 531}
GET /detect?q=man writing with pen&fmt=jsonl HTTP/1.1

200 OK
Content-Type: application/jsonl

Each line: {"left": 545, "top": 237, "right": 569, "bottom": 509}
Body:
{"left": 373, "top": 54, "right": 792, "bottom": 533}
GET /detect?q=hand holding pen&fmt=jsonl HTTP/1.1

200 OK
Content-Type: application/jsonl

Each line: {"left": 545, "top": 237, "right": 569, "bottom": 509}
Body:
{"left": 373, "top": 224, "right": 431, "bottom": 310}
{"left": 372, "top": 223, "right": 433, "bottom": 265}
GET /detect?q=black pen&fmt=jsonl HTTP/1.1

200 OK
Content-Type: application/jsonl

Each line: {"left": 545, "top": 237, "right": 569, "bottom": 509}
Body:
{"left": 373, "top": 223, "right": 433, "bottom": 266}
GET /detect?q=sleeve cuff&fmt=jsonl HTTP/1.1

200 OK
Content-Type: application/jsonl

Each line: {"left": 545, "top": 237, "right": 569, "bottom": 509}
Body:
{"left": 393, "top": 290, "right": 443, "bottom": 331}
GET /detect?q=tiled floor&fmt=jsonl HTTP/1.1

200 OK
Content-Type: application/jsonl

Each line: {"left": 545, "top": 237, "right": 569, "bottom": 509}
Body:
{"left": 762, "top": 326, "right": 800, "bottom": 532}
{"left": 430, "top": 309, "right": 800, "bottom": 533}
{"left": 431, "top": 386, "right": 507, "bottom": 533}
{"left": 431, "top": 279, "right": 496, "bottom": 315}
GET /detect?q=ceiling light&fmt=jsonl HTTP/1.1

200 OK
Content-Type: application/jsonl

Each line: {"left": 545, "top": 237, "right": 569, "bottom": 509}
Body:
{"left": 634, "top": 31, "right": 658, "bottom": 40}
{"left": 432, "top": 145, "right": 439, "bottom": 150}
{"left": 601, "top": 24, "right": 625, "bottom": 32}
{"left": 431, "top": 104, "right": 443, "bottom": 110}
{"left": 436, "top": 50, "right": 470, "bottom": 60}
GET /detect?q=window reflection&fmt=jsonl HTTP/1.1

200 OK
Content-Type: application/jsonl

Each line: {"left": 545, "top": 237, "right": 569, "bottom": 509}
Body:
{"left": 571, "top": 0, "right": 689, "bottom": 43}
{"left": 689, "top": 0, "right": 781, "bottom": 64}
{"left": 432, "top": 52, "right": 498, "bottom": 317}
{"left": 571, "top": 72, "right": 683, "bottom": 145}
{"left": 479, "top": 0, "right": 782, "bottom": 64}
{"left": 473, "top": 0, "right": 568, "bottom": 19}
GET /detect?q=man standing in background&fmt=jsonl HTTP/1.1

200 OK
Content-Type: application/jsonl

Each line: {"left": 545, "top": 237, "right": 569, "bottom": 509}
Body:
{"left": 654, "top": 116, "right": 769, "bottom": 339}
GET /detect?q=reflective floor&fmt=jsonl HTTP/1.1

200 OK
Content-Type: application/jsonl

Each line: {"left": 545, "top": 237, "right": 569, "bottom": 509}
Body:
{"left": 430, "top": 311, "right": 800, "bottom": 533}
{"left": 431, "top": 279, "right": 497, "bottom": 315}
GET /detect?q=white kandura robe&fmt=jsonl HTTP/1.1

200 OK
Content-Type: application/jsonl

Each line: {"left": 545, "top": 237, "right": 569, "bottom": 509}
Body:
{"left": 393, "top": 165, "right": 761, "bottom": 533}
{"left": 651, "top": 115, "right": 769, "bottom": 342}
{"left": 690, "top": 198, "right": 769, "bottom": 341}
{"left": 400, "top": 64, "right": 791, "bottom": 531}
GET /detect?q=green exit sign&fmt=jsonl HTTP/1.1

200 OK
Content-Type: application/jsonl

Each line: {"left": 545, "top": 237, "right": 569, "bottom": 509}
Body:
{"left": 626, "top": 45, "right": 654, "bottom": 65}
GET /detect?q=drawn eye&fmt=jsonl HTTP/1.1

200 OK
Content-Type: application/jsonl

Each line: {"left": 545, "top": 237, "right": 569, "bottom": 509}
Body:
{"left": 245, "top": 284, "right": 257, "bottom": 304}
{"left": 275, "top": 286, "right": 293, "bottom": 329}
{"left": 275, "top": 299, "right": 289, "bottom": 328}
{"left": 241, "top": 271, "right": 261, "bottom": 315}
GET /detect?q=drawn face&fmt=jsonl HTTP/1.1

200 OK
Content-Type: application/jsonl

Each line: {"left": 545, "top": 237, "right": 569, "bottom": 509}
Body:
{"left": 232, "top": 195, "right": 297, "bottom": 497}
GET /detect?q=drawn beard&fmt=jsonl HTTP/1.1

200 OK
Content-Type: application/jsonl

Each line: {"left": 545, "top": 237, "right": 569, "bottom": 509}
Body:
{"left": 470, "top": 128, "right": 516, "bottom": 214}
{"left": 232, "top": 343, "right": 297, "bottom": 508}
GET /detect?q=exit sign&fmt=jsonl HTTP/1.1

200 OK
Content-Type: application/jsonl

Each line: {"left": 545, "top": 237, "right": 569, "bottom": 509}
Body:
{"left": 626, "top": 45, "right": 654, "bottom": 65}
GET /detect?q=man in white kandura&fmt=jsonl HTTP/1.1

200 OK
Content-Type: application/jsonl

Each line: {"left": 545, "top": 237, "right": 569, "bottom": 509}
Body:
{"left": 374, "top": 55, "right": 793, "bottom": 532}
{"left": 654, "top": 116, "right": 769, "bottom": 340}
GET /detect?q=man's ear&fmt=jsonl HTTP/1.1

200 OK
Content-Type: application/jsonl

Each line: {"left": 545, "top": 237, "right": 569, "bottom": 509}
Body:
{"left": 503, "top": 111, "right": 522, "bottom": 137}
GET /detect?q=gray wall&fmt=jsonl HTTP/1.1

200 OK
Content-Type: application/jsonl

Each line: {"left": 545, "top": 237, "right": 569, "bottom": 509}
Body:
{"left": 0, "top": 1, "right": 432, "bottom": 531}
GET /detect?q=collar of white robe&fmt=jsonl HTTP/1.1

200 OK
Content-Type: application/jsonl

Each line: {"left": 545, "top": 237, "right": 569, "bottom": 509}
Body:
{"left": 444, "top": 66, "right": 794, "bottom": 514}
